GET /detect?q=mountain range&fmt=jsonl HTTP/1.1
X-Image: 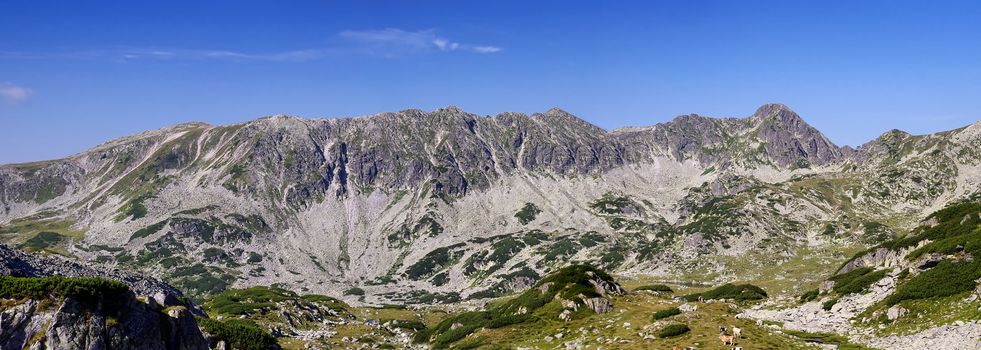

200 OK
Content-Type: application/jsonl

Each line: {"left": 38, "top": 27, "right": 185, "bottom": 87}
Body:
{"left": 2, "top": 103, "right": 980, "bottom": 304}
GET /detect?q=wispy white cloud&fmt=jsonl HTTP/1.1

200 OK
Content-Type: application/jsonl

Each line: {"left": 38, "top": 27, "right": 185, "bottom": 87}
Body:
{"left": 0, "top": 28, "right": 500, "bottom": 63}
{"left": 0, "top": 82, "right": 32, "bottom": 104}
{"left": 114, "top": 48, "right": 341, "bottom": 62}
{"left": 473, "top": 46, "right": 502, "bottom": 53}
{"left": 338, "top": 28, "right": 499, "bottom": 56}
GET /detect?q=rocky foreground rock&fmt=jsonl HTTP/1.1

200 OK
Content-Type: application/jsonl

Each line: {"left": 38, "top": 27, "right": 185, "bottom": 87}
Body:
{"left": 0, "top": 244, "right": 211, "bottom": 350}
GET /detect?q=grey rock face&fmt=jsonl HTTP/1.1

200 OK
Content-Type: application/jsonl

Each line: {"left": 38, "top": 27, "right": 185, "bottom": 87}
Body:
{"left": 837, "top": 247, "right": 905, "bottom": 275}
{"left": 0, "top": 299, "right": 37, "bottom": 350}
{"left": 581, "top": 297, "right": 613, "bottom": 314}
{"left": 886, "top": 305, "right": 908, "bottom": 321}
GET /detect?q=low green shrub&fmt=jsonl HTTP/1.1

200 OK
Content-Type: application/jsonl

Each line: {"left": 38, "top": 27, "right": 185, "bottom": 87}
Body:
{"left": 129, "top": 220, "right": 168, "bottom": 242}
{"left": 514, "top": 203, "right": 542, "bottom": 225}
{"left": 800, "top": 289, "right": 819, "bottom": 303}
{"left": 0, "top": 275, "right": 128, "bottom": 305}
{"left": 635, "top": 284, "right": 673, "bottom": 293}
{"left": 204, "top": 286, "right": 349, "bottom": 317}
{"left": 652, "top": 307, "right": 681, "bottom": 320}
{"left": 885, "top": 260, "right": 981, "bottom": 305}
{"left": 18, "top": 231, "right": 66, "bottom": 252}
{"left": 196, "top": 318, "right": 279, "bottom": 350}
{"left": 684, "top": 283, "right": 767, "bottom": 301}
{"left": 657, "top": 323, "right": 690, "bottom": 338}
{"left": 344, "top": 287, "right": 365, "bottom": 296}
{"left": 383, "top": 319, "right": 426, "bottom": 331}
{"left": 831, "top": 268, "right": 887, "bottom": 295}
{"left": 822, "top": 298, "right": 838, "bottom": 311}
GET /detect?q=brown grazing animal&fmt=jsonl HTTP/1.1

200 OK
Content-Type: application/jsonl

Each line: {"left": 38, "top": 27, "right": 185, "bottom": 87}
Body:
{"left": 720, "top": 333, "right": 735, "bottom": 345}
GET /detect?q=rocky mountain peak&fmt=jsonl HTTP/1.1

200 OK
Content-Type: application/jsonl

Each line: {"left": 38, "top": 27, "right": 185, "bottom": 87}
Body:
{"left": 532, "top": 107, "right": 607, "bottom": 135}
{"left": 435, "top": 105, "right": 466, "bottom": 115}
{"left": 746, "top": 103, "right": 843, "bottom": 167}
{"left": 749, "top": 103, "right": 815, "bottom": 132}
{"left": 752, "top": 102, "right": 795, "bottom": 118}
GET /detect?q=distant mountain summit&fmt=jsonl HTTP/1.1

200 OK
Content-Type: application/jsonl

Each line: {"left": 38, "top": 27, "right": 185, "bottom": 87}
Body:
{"left": 0, "top": 104, "right": 979, "bottom": 304}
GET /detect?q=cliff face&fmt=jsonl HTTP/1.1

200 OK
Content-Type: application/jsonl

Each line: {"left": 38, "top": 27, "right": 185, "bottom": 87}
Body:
{"left": 0, "top": 104, "right": 979, "bottom": 304}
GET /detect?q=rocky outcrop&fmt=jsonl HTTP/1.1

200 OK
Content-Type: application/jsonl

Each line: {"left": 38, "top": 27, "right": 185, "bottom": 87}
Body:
{"left": 836, "top": 247, "right": 906, "bottom": 275}
{"left": 586, "top": 271, "right": 625, "bottom": 297}
{"left": 0, "top": 295, "right": 208, "bottom": 350}
{"left": 581, "top": 298, "right": 613, "bottom": 314}
{"left": 886, "top": 305, "right": 908, "bottom": 321}
{"left": 0, "top": 245, "right": 211, "bottom": 350}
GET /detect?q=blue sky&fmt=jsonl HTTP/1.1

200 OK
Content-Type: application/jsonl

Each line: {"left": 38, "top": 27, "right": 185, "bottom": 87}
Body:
{"left": 1, "top": 0, "right": 980, "bottom": 163}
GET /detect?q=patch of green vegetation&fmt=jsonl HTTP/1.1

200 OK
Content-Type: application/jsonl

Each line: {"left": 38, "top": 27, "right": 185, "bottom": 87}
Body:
{"left": 166, "top": 264, "right": 236, "bottom": 297}
{"left": 18, "top": 231, "right": 66, "bottom": 252}
{"left": 203, "top": 247, "right": 238, "bottom": 266}
{"left": 344, "top": 287, "right": 365, "bottom": 296}
{"left": 381, "top": 290, "right": 461, "bottom": 305}
{"left": 204, "top": 286, "right": 350, "bottom": 318}
{"left": 860, "top": 291, "right": 981, "bottom": 336}
{"left": 652, "top": 307, "right": 681, "bottom": 320}
{"left": 589, "top": 193, "right": 638, "bottom": 215}
{"left": 117, "top": 194, "right": 153, "bottom": 221}
{"left": 196, "top": 317, "right": 280, "bottom": 350}
{"left": 885, "top": 260, "right": 981, "bottom": 305}
{"left": 861, "top": 221, "right": 894, "bottom": 243}
{"left": 598, "top": 248, "right": 626, "bottom": 270}
{"left": 829, "top": 268, "right": 887, "bottom": 295}
{"left": 129, "top": 219, "right": 168, "bottom": 242}
{"left": 0, "top": 275, "right": 129, "bottom": 307}
{"left": 539, "top": 237, "right": 580, "bottom": 263}
{"left": 684, "top": 283, "right": 767, "bottom": 301}
{"left": 464, "top": 237, "right": 526, "bottom": 278}
{"left": 799, "top": 289, "right": 819, "bottom": 303}
{"left": 174, "top": 205, "right": 218, "bottom": 216}
{"left": 387, "top": 214, "right": 444, "bottom": 247}
{"left": 656, "top": 323, "right": 690, "bottom": 337}
{"left": 577, "top": 231, "right": 606, "bottom": 247}
{"left": 514, "top": 203, "right": 542, "bottom": 225}
{"left": 635, "top": 284, "right": 673, "bottom": 293}
{"left": 910, "top": 230, "right": 981, "bottom": 261}
{"left": 405, "top": 243, "right": 465, "bottom": 280}
{"left": 678, "top": 196, "right": 744, "bottom": 242}
{"left": 430, "top": 272, "right": 450, "bottom": 286}
{"left": 822, "top": 298, "right": 838, "bottom": 311}
{"left": 88, "top": 244, "right": 123, "bottom": 252}
{"left": 520, "top": 230, "right": 549, "bottom": 246}
{"left": 0, "top": 217, "right": 84, "bottom": 255}
{"left": 867, "top": 201, "right": 980, "bottom": 254}
{"left": 167, "top": 217, "right": 254, "bottom": 245}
